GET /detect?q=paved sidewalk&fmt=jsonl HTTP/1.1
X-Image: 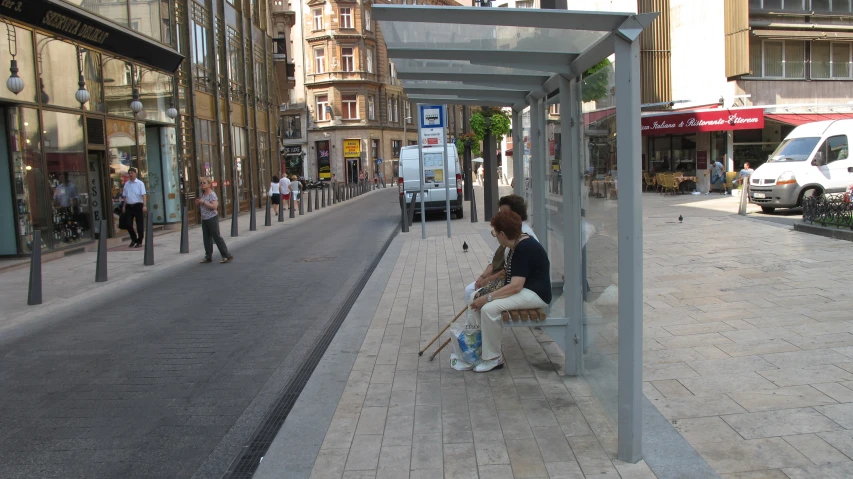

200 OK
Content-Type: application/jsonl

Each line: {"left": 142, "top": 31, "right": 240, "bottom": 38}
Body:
{"left": 0, "top": 187, "right": 386, "bottom": 339}
{"left": 259, "top": 187, "right": 853, "bottom": 479}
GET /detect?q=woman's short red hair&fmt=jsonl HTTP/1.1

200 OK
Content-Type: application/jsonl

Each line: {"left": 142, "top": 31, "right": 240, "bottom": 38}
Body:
{"left": 490, "top": 211, "right": 522, "bottom": 240}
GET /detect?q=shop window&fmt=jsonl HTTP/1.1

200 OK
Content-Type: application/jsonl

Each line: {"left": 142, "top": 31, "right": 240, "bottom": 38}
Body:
{"left": 340, "top": 7, "right": 353, "bottom": 29}
{"left": 316, "top": 95, "right": 330, "bottom": 121}
{"left": 139, "top": 70, "right": 175, "bottom": 123}
{"left": 748, "top": 39, "right": 805, "bottom": 79}
{"left": 342, "top": 94, "right": 358, "bottom": 120}
{"left": 226, "top": 27, "right": 244, "bottom": 102}
{"left": 313, "top": 8, "right": 323, "bottom": 30}
{"left": 9, "top": 107, "right": 48, "bottom": 252}
{"left": 341, "top": 47, "right": 354, "bottom": 72}
{"left": 103, "top": 57, "right": 135, "bottom": 118}
{"left": 314, "top": 47, "right": 325, "bottom": 74}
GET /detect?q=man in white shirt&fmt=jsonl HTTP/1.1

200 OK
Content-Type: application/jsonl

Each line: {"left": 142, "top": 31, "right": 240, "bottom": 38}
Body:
{"left": 464, "top": 194, "right": 539, "bottom": 303}
{"left": 121, "top": 168, "right": 148, "bottom": 248}
{"left": 279, "top": 173, "right": 292, "bottom": 206}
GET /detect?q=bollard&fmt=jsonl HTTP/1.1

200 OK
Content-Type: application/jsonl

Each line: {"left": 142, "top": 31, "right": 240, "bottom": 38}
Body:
{"left": 299, "top": 192, "right": 304, "bottom": 215}
{"left": 322, "top": 186, "right": 326, "bottom": 208}
{"left": 180, "top": 206, "right": 190, "bottom": 253}
{"left": 470, "top": 189, "right": 478, "bottom": 223}
{"left": 278, "top": 193, "right": 285, "bottom": 222}
{"left": 230, "top": 196, "right": 238, "bottom": 237}
{"left": 289, "top": 192, "right": 295, "bottom": 218}
{"left": 307, "top": 189, "right": 313, "bottom": 212}
{"left": 27, "top": 230, "right": 42, "bottom": 305}
{"left": 332, "top": 184, "right": 337, "bottom": 204}
{"left": 96, "top": 220, "right": 108, "bottom": 282}
{"left": 314, "top": 186, "right": 320, "bottom": 210}
{"left": 400, "top": 195, "right": 409, "bottom": 233}
{"left": 265, "top": 195, "right": 272, "bottom": 226}
{"left": 249, "top": 196, "right": 257, "bottom": 231}
{"left": 407, "top": 192, "right": 418, "bottom": 227}
{"left": 144, "top": 210, "right": 155, "bottom": 265}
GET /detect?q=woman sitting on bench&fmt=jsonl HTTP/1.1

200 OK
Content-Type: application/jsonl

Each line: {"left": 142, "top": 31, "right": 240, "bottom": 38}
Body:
{"left": 468, "top": 210, "right": 552, "bottom": 372}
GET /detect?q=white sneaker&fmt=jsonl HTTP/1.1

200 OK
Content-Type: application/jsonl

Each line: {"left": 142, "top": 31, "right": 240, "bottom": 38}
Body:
{"left": 450, "top": 353, "right": 474, "bottom": 371}
{"left": 474, "top": 356, "right": 505, "bottom": 373}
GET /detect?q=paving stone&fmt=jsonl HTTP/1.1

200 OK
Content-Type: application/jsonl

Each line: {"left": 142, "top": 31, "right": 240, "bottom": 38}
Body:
{"left": 782, "top": 433, "right": 851, "bottom": 464}
{"left": 782, "top": 462, "right": 853, "bottom": 478}
{"left": 673, "top": 416, "right": 742, "bottom": 444}
{"left": 650, "top": 395, "right": 747, "bottom": 420}
{"left": 722, "top": 407, "right": 843, "bottom": 439}
{"left": 728, "top": 385, "right": 837, "bottom": 412}
{"left": 692, "top": 437, "right": 812, "bottom": 474}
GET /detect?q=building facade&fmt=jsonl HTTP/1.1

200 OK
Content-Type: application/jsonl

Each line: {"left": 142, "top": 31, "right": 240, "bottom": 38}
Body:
{"left": 280, "top": 0, "right": 461, "bottom": 185}
{"left": 0, "top": 0, "right": 283, "bottom": 257}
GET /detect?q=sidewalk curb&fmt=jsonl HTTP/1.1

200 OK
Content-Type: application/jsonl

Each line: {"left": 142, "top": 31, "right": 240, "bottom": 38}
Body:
{"left": 793, "top": 221, "right": 853, "bottom": 242}
{"left": 0, "top": 188, "right": 389, "bottom": 343}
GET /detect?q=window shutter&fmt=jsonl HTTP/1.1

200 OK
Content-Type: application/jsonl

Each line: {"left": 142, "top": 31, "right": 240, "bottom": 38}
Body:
{"left": 725, "top": 0, "right": 750, "bottom": 78}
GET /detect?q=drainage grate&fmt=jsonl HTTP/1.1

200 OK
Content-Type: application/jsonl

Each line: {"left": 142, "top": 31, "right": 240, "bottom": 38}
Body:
{"left": 222, "top": 223, "right": 399, "bottom": 479}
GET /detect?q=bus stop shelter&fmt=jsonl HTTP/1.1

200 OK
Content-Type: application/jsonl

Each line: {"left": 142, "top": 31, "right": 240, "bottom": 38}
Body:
{"left": 373, "top": 4, "right": 656, "bottom": 462}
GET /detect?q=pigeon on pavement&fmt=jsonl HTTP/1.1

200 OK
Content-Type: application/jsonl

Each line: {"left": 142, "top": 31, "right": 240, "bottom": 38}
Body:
{"left": 463, "top": 241, "right": 469, "bottom": 252}
{"left": 678, "top": 215, "right": 683, "bottom": 223}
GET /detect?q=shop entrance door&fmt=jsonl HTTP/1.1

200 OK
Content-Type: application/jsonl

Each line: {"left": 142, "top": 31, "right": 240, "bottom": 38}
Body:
{"left": 86, "top": 151, "right": 106, "bottom": 237}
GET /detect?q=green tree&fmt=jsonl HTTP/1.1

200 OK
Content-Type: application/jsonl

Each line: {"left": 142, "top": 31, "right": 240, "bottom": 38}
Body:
{"left": 582, "top": 59, "right": 611, "bottom": 103}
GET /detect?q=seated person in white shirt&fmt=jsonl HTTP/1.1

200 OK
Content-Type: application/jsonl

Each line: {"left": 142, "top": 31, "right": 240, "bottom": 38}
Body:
{"left": 464, "top": 194, "right": 539, "bottom": 304}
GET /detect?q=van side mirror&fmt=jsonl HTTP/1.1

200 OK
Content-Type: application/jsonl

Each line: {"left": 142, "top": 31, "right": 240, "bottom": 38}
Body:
{"left": 812, "top": 151, "right": 825, "bottom": 166}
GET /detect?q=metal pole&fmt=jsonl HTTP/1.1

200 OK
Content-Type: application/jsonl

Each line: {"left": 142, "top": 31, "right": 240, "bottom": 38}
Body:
{"left": 400, "top": 193, "right": 409, "bottom": 232}
{"left": 289, "top": 191, "right": 295, "bottom": 218}
{"left": 180, "top": 206, "right": 190, "bottom": 253}
{"left": 512, "top": 109, "right": 524, "bottom": 197}
{"left": 299, "top": 190, "right": 304, "bottom": 215}
{"left": 308, "top": 189, "right": 313, "bottom": 212}
{"left": 738, "top": 175, "right": 750, "bottom": 215}
{"left": 96, "top": 220, "right": 108, "bottom": 282}
{"left": 417, "top": 104, "right": 426, "bottom": 239}
{"left": 27, "top": 230, "right": 42, "bottom": 305}
{"left": 230, "top": 192, "right": 238, "bottom": 237}
{"left": 249, "top": 196, "right": 257, "bottom": 231}
{"left": 408, "top": 192, "right": 418, "bottom": 227}
{"left": 561, "top": 76, "right": 583, "bottom": 376}
{"left": 315, "top": 185, "right": 320, "bottom": 210}
{"left": 615, "top": 34, "right": 643, "bottom": 463}
{"left": 442, "top": 105, "right": 451, "bottom": 238}
{"left": 463, "top": 106, "right": 471, "bottom": 201}
{"left": 470, "top": 186, "right": 478, "bottom": 223}
{"left": 266, "top": 194, "right": 273, "bottom": 226}
{"left": 278, "top": 191, "right": 284, "bottom": 222}
{"left": 144, "top": 210, "right": 154, "bottom": 266}
{"left": 322, "top": 185, "right": 326, "bottom": 207}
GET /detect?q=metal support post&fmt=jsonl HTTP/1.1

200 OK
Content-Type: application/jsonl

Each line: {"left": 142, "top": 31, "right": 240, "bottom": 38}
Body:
{"left": 249, "top": 196, "right": 257, "bottom": 231}
{"left": 470, "top": 186, "right": 478, "bottom": 223}
{"left": 417, "top": 105, "right": 426, "bottom": 239}
{"left": 315, "top": 186, "right": 320, "bottom": 210}
{"left": 307, "top": 189, "right": 313, "bottom": 212}
{"left": 322, "top": 186, "right": 326, "bottom": 207}
{"left": 615, "top": 34, "right": 644, "bottom": 463}
{"left": 408, "top": 192, "right": 418, "bottom": 227}
{"left": 289, "top": 192, "right": 295, "bottom": 218}
{"left": 144, "top": 210, "right": 154, "bottom": 265}
{"left": 561, "top": 76, "right": 583, "bottom": 376}
{"left": 529, "top": 99, "right": 547, "bottom": 249}
{"left": 299, "top": 192, "right": 304, "bottom": 215}
{"left": 400, "top": 194, "right": 409, "bottom": 232}
{"left": 96, "top": 221, "right": 108, "bottom": 282}
{"left": 27, "top": 230, "right": 42, "bottom": 305}
{"left": 463, "top": 106, "right": 471, "bottom": 201}
{"left": 512, "top": 109, "right": 524, "bottom": 197}
{"left": 442, "top": 105, "right": 451, "bottom": 238}
{"left": 180, "top": 206, "right": 190, "bottom": 253}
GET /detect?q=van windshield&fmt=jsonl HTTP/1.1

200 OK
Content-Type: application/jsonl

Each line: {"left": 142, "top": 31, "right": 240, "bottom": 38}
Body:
{"left": 768, "top": 137, "right": 820, "bottom": 162}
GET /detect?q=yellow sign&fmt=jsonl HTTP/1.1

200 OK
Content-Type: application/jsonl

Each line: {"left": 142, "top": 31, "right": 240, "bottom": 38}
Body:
{"left": 343, "top": 139, "right": 361, "bottom": 158}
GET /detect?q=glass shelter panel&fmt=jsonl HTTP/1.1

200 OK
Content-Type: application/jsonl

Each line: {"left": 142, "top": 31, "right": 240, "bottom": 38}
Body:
{"left": 581, "top": 66, "right": 619, "bottom": 426}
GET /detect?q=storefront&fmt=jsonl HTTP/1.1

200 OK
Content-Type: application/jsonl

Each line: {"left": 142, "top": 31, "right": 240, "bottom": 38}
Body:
{"left": 343, "top": 139, "right": 361, "bottom": 183}
{"left": 282, "top": 145, "right": 304, "bottom": 178}
{"left": 0, "top": 1, "right": 183, "bottom": 256}
{"left": 641, "top": 108, "right": 765, "bottom": 186}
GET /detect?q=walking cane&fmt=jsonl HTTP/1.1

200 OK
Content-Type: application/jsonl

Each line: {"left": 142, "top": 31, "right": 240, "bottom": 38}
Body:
{"left": 429, "top": 338, "right": 451, "bottom": 361}
{"left": 418, "top": 305, "right": 468, "bottom": 356}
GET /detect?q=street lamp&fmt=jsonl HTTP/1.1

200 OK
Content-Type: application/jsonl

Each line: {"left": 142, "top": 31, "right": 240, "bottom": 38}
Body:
{"left": 74, "top": 47, "right": 90, "bottom": 106}
{"left": 166, "top": 99, "right": 178, "bottom": 119}
{"left": 2, "top": 21, "right": 23, "bottom": 95}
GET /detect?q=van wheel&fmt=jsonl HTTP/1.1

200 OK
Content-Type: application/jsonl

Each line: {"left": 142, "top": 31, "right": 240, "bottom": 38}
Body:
{"left": 798, "top": 187, "right": 822, "bottom": 207}
{"left": 455, "top": 208, "right": 464, "bottom": 219}
{"left": 760, "top": 206, "right": 775, "bottom": 214}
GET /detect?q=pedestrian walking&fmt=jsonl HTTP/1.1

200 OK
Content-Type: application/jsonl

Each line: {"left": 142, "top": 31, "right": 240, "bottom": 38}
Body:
{"left": 358, "top": 171, "right": 365, "bottom": 185}
{"left": 706, "top": 155, "right": 727, "bottom": 195}
{"left": 196, "top": 177, "right": 233, "bottom": 263}
{"left": 290, "top": 175, "right": 301, "bottom": 210}
{"left": 121, "top": 167, "right": 147, "bottom": 248}
{"left": 279, "top": 173, "right": 292, "bottom": 206}
{"left": 269, "top": 175, "right": 282, "bottom": 216}
{"left": 477, "top": 164, "right": 484, "bottom": 185}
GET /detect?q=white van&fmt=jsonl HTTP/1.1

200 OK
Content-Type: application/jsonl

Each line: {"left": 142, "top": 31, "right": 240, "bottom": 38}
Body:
{"left": 750, "top": 119, "right": 853, "bottom": 213}
{"left": 399, "top": 144, "right": 464, "bottom": 219}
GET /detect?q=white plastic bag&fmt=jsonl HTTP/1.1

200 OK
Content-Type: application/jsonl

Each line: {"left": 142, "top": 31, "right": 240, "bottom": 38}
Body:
{"left": 449, "top": 353, "right": 474, "bottom": 371}
{"left": 449, "top": 318, "right": 482, "bottom": 365}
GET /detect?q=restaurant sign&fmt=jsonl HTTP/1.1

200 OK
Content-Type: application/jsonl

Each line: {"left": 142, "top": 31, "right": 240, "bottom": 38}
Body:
{"left": 641, "top": 108, "right": 764, "bottom": 136}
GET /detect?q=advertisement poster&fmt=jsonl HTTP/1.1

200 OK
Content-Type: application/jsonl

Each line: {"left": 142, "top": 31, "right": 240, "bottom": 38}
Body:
{"left": 696, "top": 151, "right": 708, "bottom": 170}
{"left": 317, "top": 140, "right": 330, "bottom": 180}
{"left": 343, "top": 139, "right": 361, "bottom": 158}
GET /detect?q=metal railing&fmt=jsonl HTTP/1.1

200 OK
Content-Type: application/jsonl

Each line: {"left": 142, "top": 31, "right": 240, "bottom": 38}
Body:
{"left": 803, "top": 194, "right": 853, "bottom": 230}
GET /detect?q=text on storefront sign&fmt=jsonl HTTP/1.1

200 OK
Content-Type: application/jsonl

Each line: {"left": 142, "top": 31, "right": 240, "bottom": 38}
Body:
{"left": 641, "top": 108, "right": 764, "bottom": 136}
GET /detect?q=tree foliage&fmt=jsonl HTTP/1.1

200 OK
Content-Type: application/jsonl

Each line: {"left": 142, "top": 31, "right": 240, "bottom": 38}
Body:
{"left": 582, "top": 58, "right": 611, "bottom": 103}
{"left": 469, "top": 110, "right": 512, "bottom": 142}
{"left": 456, "top": 133, "right": 481, "bottom": 157}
